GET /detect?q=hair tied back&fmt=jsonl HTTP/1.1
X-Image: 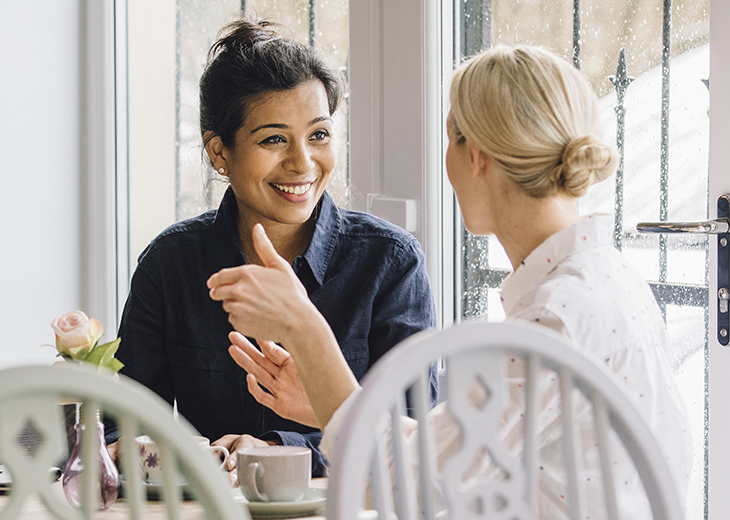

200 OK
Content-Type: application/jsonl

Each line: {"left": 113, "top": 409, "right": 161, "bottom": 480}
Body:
{"left": 556, "top": 135, "right": 617, "bottom": 197}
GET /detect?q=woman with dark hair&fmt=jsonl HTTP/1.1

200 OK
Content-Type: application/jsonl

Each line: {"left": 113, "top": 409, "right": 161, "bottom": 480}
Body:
{"left": 113, "top": 18, "right": 437, "bottom": 480}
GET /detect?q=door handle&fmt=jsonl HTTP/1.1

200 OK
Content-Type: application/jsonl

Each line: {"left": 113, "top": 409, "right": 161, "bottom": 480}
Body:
{"left": 637, "top": 194, "right": 730, "bottom": 345}
{"left": 636, "top": 219, "right": 729, "bottom": 234}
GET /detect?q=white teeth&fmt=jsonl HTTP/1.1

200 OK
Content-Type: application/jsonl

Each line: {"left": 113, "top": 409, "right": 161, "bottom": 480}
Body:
{"left": 273, "top": 183, "right": 312, "bottom": 195}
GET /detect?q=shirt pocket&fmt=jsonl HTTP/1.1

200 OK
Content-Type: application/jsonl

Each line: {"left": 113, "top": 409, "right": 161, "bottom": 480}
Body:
{"left": 168, "top": 343, "right": 228, "bottom": 372}
{"left": 340, "top": 339, "right": 370, "bottom": 380}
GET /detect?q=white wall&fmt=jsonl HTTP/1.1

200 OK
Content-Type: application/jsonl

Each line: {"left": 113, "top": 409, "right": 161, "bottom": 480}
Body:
{"left": 0, "top": 1, "right": 83, "bottom": 368}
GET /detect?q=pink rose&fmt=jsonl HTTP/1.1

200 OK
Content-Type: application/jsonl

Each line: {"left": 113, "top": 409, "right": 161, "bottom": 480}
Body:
{"left": 51, "top": 311, "right": 104, "bottom": 359}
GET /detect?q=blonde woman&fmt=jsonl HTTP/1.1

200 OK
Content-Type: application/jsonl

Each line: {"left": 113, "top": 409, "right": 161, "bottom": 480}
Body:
{"left": 208, "top": 45, "right": 691, "bottom": 517}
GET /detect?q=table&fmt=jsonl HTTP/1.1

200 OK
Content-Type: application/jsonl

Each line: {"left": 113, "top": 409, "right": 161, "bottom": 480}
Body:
{"left": 0, "top": 479, "right": 327, "bottom": 520}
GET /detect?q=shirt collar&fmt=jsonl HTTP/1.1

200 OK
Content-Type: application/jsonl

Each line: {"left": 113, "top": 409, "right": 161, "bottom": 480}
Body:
{"left": 500, "top": 213, "right": 614, "bottom": 315}
{"left": 212, "top": 186, "right": 340, "bottom": 284}
{"left": 301, "top": 191, "right": 341, "bottom": 286}
{"left": 213, "top": 186, "right": 246, "bottom": 264}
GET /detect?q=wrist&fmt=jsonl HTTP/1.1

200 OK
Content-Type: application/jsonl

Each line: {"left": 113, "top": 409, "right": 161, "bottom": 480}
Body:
{"left": 281, "top": 298, "right": 327, "bottom": 347}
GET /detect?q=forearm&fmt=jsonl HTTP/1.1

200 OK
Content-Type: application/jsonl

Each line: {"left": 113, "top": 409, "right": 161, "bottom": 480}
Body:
{"left": 283, "top": 304, "right": 359, "bottom": 429}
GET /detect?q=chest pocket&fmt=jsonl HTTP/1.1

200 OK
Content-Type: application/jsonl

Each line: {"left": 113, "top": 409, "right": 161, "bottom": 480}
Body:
{"left": 340, "top": 339, "right": 369, "bottom": 380}
{"left": 168, "top": 343, "right": 228, "bottom": 372}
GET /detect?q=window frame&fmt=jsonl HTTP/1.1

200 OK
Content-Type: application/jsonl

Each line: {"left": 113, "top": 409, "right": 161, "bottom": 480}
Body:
{"left": 348, "top": 0, "right": 452, "bottom": 326}
{"left": 82, "top": 0, "right": 126, "bottom": 332}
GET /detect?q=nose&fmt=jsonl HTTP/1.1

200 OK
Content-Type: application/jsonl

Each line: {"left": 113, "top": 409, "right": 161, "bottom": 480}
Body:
{"left": 282, "top": 140, "right": 315, "bottom": 174}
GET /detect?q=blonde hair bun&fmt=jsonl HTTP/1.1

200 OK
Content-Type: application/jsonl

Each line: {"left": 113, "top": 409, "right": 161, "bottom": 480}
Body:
{"left": 553, "top": 135, "right": 617, "bottom": 197}
{"left": 449, "top": 45, "right": 618, "bottom": 199}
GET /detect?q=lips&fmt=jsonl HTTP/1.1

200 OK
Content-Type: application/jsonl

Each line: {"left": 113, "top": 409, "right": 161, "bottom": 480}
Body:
{"left": 270, "top": 182, "right": 313, "bottom": 196}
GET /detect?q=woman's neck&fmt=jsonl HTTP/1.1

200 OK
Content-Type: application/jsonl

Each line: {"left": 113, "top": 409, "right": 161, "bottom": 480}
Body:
{"left": 237, "top": 212, "right": 316, "bottom": 266}
{"left": 495, "top": 193, "right": 580, "bottom": 271}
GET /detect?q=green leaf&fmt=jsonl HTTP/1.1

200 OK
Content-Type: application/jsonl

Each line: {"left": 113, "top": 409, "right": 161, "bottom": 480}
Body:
{"left": 82, "top": 338, "right": 123, "bottom": 373}
{"left": 100, "top": 357, "right": 124, "bottom": 373}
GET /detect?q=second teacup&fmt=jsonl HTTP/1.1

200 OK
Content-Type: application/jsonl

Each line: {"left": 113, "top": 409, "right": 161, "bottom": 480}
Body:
{"left": 136, "top": 435, "right": 229, "bottom": 483}
{"left": 237, "top": 445, "right": 311, "bottom": 502}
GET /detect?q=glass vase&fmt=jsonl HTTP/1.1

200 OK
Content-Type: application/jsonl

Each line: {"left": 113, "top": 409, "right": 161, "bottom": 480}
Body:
{"left": 61, "top": 410, "right": 120, "bottom": 510}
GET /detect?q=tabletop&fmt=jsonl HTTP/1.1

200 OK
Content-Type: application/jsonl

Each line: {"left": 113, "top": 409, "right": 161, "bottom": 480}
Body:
{"left": 0, "top": 478, "right": 327, "bottom": 520}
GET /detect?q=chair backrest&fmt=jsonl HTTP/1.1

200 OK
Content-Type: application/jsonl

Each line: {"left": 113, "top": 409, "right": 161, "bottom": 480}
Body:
{"left": 326, "top": 321, "right": 684, "bottom": 520}
{"left": 0, "top": 363, "right": 248, "bottom": 520}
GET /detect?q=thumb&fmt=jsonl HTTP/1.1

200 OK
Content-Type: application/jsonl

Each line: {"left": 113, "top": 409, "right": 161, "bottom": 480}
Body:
{"left": 261, "top": 340, "right": 291, "bottom": 366}
{"left": 252, "top": 223, "right": 289, "bottom": 270}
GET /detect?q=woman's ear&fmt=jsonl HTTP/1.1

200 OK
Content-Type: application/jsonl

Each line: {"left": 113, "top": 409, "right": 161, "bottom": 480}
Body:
{"left": 204, "top": 132, "right": 228, "bottom": 175}
{"left": 467, "top": 142, "right": 491, "bottom": 179}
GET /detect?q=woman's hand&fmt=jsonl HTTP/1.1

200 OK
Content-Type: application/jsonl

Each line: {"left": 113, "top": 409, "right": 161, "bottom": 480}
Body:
{"left": 210, "top": 223, "right": 359, "bottom": 429}
{"left": 207, "top": 224, "right": 316, "bottom": 346}
{"left": 106, "top": 439, "right": 120, "bottom": 464}
{"left": 212, "top": 434, "right": 278, "bottom": 487}
{"left": 228, "top": 331, "right": 318, "bottom": 428}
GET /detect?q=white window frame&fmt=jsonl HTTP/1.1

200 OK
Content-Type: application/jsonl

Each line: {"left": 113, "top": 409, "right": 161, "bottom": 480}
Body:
{"left": 81, "top": 0, "right": 125, "bottom": 332}
{"left": 348, "top": 0, "right": 453, "bottom": 326}
{"left": 707, "top": 0, "right": 730, "bottom": 516}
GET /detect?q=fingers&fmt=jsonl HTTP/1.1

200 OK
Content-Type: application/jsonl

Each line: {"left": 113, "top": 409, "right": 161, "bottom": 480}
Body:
{"left": 206, "top": 266, "right": 244, "bottom": 293}
{"left": 207, "top": 266, "right": 264, "bottom": 302}
{"left": 212, "top": 434, "right": 239, "bottom": 451}
{"left": 212, "top": 434, "right": 240, "bottom": 472}
{"left": 229, "top": 330, "right": 253, "bottom": 350}
{"left": 252, "top": 223, "right": 289, "bottom": 270}
{"left": 260, "top": 340, "right": 291, "bottom": 366}
{"left": 247, "top": 373, "right": 280, "bottom": 410}
{"left": 228, "top": 469, "right": 238, "bottom": 488}
{"left": 107, "top": 440, "right": 120, "bottom": 462}
{"left": 229, "top": 344, "right": 279, "bottom": 391}
{"left": 230, "top": 332, "right": 282, "bottom": 374}
{"left": 219, "top": 434, "right": 273, "bottom": 480}
{"left": 231, "top": 434, "right": 270, "bottom": 451}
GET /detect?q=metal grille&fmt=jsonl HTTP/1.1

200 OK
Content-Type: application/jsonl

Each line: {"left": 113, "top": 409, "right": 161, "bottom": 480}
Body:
{"left": 456, "top": 0, "right": 710, "bottom": 324}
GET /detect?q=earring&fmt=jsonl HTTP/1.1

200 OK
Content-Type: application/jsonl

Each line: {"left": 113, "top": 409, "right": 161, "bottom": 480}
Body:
{"left": 218, "top": 167, "right": 225, "bottom": 174}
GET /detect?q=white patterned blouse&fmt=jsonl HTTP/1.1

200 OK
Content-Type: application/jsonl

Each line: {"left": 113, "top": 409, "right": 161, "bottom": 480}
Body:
{"left": 321, "top": 214, "right": 692, "bottom": 519}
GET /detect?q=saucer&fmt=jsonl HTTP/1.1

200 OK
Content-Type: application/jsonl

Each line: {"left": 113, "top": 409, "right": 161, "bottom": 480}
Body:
{"left": 232, "top": 487, "right": 326, "bottom": 518}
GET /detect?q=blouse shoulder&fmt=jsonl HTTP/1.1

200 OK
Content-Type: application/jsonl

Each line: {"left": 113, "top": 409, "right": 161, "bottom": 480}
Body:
{"left": 337, "top": 208, "right": 420, "bottom": 251}
{"left": 136, "top": 209, "right": 219, "bottom": 264}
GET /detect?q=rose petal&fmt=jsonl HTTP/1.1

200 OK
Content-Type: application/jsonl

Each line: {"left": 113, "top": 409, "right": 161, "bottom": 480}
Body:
{"left": 51, "top": 311, "right": 94, "bottom": 355}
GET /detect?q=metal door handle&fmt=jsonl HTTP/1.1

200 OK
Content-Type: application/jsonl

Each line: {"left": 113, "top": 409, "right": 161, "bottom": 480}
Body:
{"left": 636, "top": 219, "right": 729, "bottom": 234}
{"left": 636, "top": 195, "right": 730, "bottom": 345}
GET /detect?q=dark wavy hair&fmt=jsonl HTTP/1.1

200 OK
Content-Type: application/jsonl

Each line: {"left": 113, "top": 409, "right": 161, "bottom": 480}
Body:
{"left": 199, "top": 18, "right": 345, "bottom": 149}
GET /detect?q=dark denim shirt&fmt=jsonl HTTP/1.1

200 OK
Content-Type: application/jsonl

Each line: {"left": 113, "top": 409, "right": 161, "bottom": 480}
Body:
{"left": 113, "top": 187, "right": 437, "bottom": 476}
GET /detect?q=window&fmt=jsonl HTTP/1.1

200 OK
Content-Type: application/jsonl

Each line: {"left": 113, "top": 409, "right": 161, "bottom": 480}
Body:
{"left": 452, "top": 2, "right": 709, "bottom": 516}
{"left": 125, "top": 0, "right": 349, "bottom": 273}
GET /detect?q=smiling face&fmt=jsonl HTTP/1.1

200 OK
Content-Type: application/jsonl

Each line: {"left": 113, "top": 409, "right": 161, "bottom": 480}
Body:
{"left": 220, "top": 80, "right": 336, "bottom": 229}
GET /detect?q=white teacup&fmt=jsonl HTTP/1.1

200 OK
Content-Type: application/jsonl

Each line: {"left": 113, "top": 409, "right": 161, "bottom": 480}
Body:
{"left": 136, "top": 435, "right": 229, "bottom": 482}
{"left": 237, "top": 446, "right": 311, "bottom": 502}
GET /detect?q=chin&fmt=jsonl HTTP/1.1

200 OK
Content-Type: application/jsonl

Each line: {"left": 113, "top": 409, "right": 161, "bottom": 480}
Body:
{"left": 464, "top": 221, "right": 494, "bottom": 237}
{"left": 272, "top": 209, "right": 318, "bottom": 225}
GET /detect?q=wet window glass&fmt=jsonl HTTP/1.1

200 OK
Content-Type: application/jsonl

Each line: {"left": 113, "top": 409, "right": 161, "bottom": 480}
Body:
{"left": 454, "top": 2, "right": 709, "bottom": 516}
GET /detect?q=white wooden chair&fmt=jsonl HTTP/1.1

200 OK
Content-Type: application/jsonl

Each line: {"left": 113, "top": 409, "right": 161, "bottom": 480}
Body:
{"left": 326, "top": 321, "right": 685, "bottom": 520}
{"left": 0, "top": 363, "right": 248, "bottom": 520}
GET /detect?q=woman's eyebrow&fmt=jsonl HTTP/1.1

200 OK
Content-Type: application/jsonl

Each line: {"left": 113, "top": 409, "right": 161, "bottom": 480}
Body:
{"left": 250, "top": 117, "right": 331, "bottom": 134}
{"left": 251, "top": 123, "right": 289, "bottom": 134}
{"left": 308, "top": 116, "right": 332, "bottom": 126}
